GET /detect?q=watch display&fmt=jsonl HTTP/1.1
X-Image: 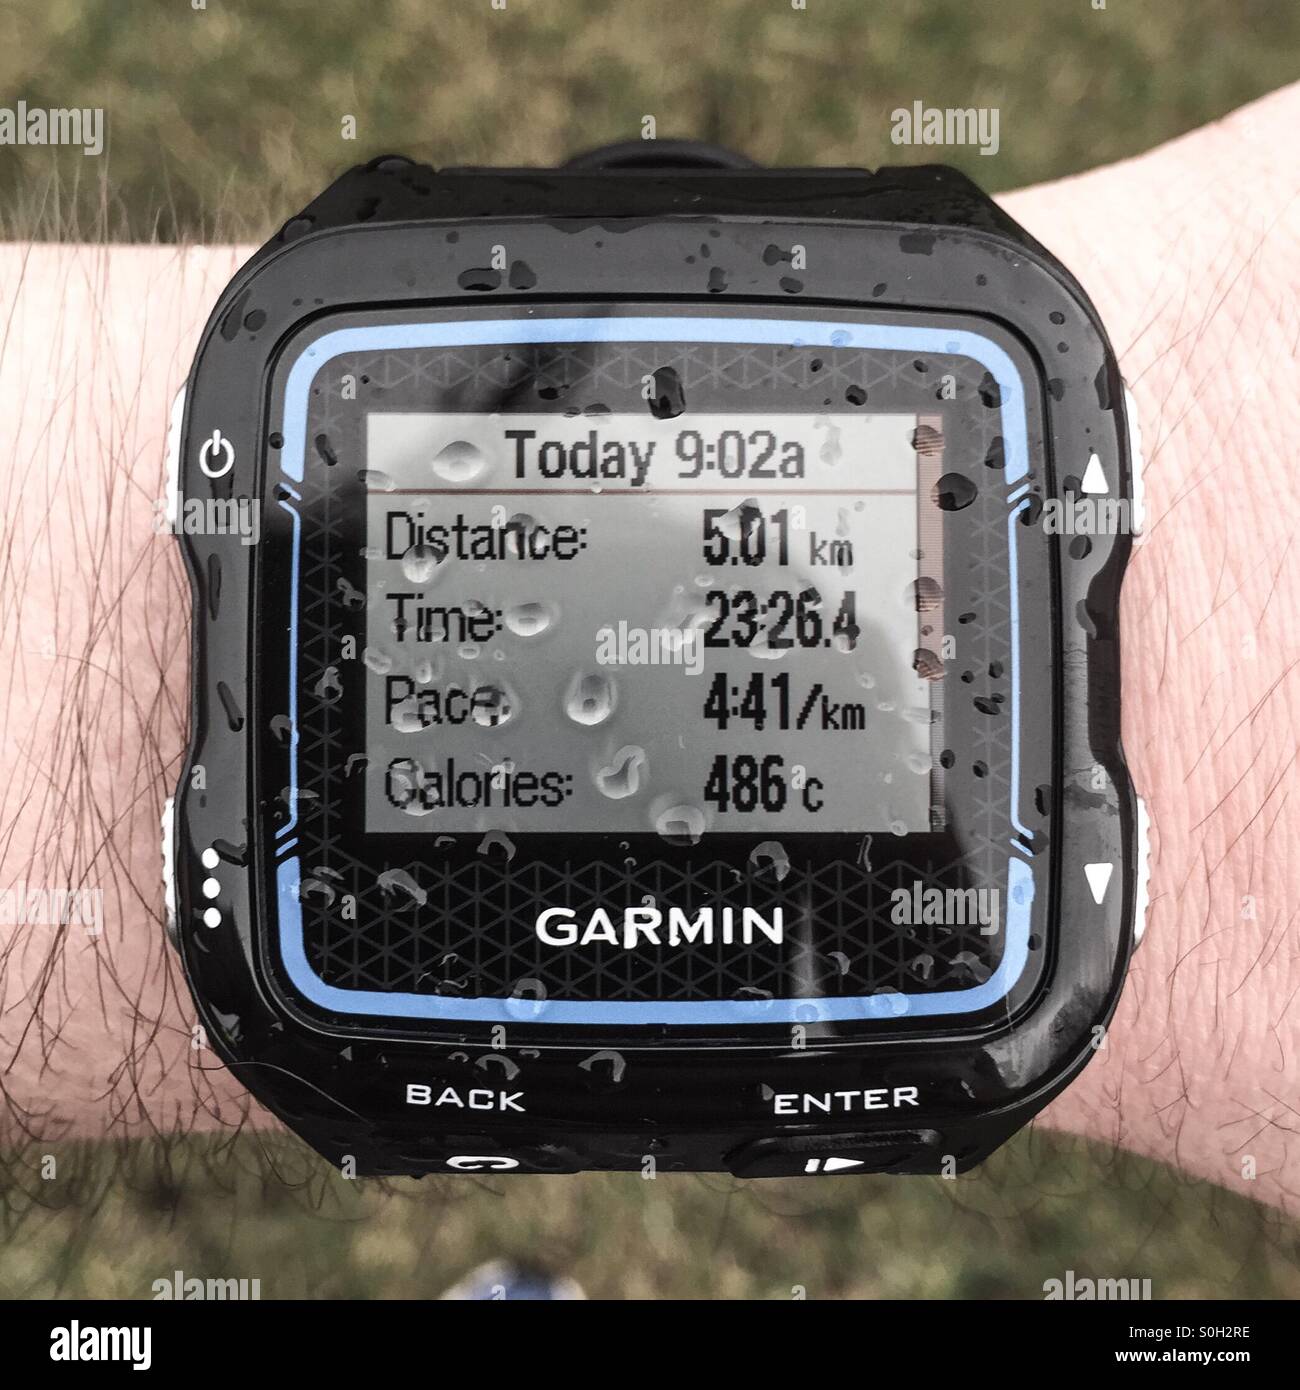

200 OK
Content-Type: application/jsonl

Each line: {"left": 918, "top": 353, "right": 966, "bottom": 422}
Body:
{"left": 257, "top": 305, "right": 1052, "bottom": 1032}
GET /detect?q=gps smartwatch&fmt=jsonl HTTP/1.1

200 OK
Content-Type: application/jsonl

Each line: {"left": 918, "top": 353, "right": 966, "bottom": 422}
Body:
{"left": 162, "top": 141, "right": 1149, "bottom": 1178}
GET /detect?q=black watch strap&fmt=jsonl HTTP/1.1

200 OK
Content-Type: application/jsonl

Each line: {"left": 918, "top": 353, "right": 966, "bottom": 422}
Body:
{"left": 249, "top": 145, "right": 1045, "bottom": 274}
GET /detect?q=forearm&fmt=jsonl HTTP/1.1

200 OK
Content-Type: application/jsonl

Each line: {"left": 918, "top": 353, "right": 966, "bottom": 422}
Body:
{"left": 1, "top": 91, "right": 1297, "bottom": 1207}
{"left": 0, "top": 243, "right": 255, "bottom": 1142}
{"left": 1004, "top": 86, "right": 1300, "bottom": 1213}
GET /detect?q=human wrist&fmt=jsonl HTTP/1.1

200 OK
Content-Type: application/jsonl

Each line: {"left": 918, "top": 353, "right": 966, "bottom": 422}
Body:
{"left": 4, "top": 87, "right": 1297, "bottom": 1194}
{"left": 0, "top": 241, "right": 258, "bottom": 1144}
{"left": 1002, "top": 84, "right": 1300, "bottom": 1213}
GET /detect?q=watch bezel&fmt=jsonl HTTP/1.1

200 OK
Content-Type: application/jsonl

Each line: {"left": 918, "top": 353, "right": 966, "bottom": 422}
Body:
{"left": 171, "top": 207, "right": 1139, "bottom": 1170}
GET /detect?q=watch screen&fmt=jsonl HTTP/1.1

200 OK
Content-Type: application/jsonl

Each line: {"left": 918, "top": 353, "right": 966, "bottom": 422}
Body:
{"left": 362, "top": 410, "right": 943, "bottom": 836}
{"left": 258, "top": 303, "right": 1054, "bottom": 1039}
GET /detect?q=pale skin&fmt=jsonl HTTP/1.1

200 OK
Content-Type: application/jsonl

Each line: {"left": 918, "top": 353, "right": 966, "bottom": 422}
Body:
{"left": 1, "top": 85, "right": 1297, "bottom": 1212}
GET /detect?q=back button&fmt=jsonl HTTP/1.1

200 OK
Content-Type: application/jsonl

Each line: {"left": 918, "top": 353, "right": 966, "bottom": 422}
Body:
{"left": 393, "top": 1141, "right": 584, "bottom": 1176}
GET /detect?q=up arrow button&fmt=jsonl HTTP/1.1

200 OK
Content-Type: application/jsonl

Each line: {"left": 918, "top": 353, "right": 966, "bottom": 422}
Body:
{"left": 1081, "top": 450, "right": 1108, "bottom": 493}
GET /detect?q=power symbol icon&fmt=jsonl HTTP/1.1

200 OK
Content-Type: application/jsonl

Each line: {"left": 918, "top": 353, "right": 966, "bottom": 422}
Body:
{"left": 198, "top": 428, "right": 235, "bottom": 478}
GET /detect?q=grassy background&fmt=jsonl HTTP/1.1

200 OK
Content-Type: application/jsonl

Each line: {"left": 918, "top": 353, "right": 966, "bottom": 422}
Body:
{"left": 1, "top": 0, "right": 1298, "bottom": 1298}
{"left": 3, "top": 1132, "right": 1299, "bottom": 1299}
{"left": 0, "top": 0, "right": 1298, "bottom": 238}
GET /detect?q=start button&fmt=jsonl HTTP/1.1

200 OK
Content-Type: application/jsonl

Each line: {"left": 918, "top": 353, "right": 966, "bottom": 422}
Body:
{"left": 726, "top": 1130, "right": 943, "bottom": 1178}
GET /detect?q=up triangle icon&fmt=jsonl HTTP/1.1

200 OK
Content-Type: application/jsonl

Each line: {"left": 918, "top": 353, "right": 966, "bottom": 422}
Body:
{"left": 1081, "top": 451, "right": 1108, "bottom": 494}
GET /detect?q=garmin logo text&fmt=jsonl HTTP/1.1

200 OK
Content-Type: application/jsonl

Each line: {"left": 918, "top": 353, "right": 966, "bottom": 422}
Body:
{"left": 0, "top": 101, "right": 104, "bottom": 156}
{"left": 891, "top": 881, "right": 1000, "bottom": 934}
{"left": 890, "top": 101, "right": 1000, "bottom": 157}
{"left": 50, "top": 1322, "right": 150, "bottom": 1370}
{"left": 536, "top": 905, "right": 783, "bottom": 949}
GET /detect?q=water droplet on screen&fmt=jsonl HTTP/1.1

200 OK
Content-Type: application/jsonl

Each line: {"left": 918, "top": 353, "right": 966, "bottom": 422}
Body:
{"left": 474, "top": 1053, "right": 520, "bottom": 1083}
{"left": 298, "top": 876, "right": 336, "bottom": 908}
{"left": 506, "top": 512, "right": 537, "bottom": 544}
{"left": 932, "top": 473, "right": 978, "bottom": 511}
{"left": 911, "top": 424, "right": 944, "bottom": 456}
{"left": 401, "top": 543, "right": 445, "bottom": 585}
{"left": 910, "top": 952, "right": 935, "bottom": 981}
{"left": 714, "top": 498, "right": 762, "bottom": 544}
{"left": 377, "top": 867, "right": 426, "bottom": 906}
{"left": 579, "top": 1050, "right": 627, "bottom": 1084}
{"left": 655, "top": 803, "right": 705, "bottom": 844}
{"left": 477, "top": 829, "right": 516, "bottom": 861}
{"left": 565, "top": 671, "right": 616, "bottom": 726}
{"left": 335, "top": 577, "right": 366, "bottom": 609}
{"left": 745, "top": 641, "right": 784, "bottom": 662}
{"left": 596, "top": 745, "right": 647, "bottom": 800}
{"left": 913, "top": 648, "right": 944, "bottom": 681}
{"left": 386, "top": 760, "right": 432, "bottom": 816}
{"left": 391, "top": 706, "right": 424, "bottom": 734}
{"left": 505, "top": 978, "right": 549, "bottom": 1020}
{"left": 648, "top": 367, "right": 686, "bottom": 419}
{"left": 910, "top": 575, "right": 944, "bottom": 611}
{"left": 749, "top": 841, "right": 791, "bottom": 881}
{"left": 872, "top": 987, "right": 911, "bottom": 1016}
{"left": 813, "top": 415, "right": 844, "bottom": 465}
{"left": 472, "top": 684, "right": 515, "bottom": 727}
{"left": 505, "top": 601, "right": 554, "bottom": 637}
{"left": 431, "top": 953, "right": 466, "bottom": 993}
{"left": 314, "top": 666, "right": 343, "bottom": 703}
{"left": 952, "top": 950, "right": 992, "bottom": 984}
{"left": 432, "top": 439, "right": 487, "bottom": 483}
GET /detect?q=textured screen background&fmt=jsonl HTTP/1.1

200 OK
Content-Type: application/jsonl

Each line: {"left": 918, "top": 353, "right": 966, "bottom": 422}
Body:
{"left": 267, "top": 323, "right": 1042, "bottom": 1011}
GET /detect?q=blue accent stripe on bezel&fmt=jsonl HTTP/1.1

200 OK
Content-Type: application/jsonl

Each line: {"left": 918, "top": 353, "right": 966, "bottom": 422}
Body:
{"left": 273, "top": 314, "right": 1035, "bottom": 1025}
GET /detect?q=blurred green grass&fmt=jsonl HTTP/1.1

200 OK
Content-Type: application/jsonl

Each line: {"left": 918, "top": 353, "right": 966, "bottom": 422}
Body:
{"left": 1, "top": 0, "right": 1298, "bottom": 1298}
{"left": 0, "top": 0, "right": 1297, "bottom": 239}
{"left": 4, "top": 1130, "right": 1299, "bottom": 1299}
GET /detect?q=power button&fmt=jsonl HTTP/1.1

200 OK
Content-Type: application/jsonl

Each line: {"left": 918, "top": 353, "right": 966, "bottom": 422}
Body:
{"left": 164, "top": 386, "right": 185, "bottom": 530}
{"left": 160, "top": 795, "right": 179, "bottom": 951}
{"left": 1133, "top": 794, "right": 1151, "bottom": 949}
{"left": 1123, "top": 382, "right": 1146, "bottom": 540}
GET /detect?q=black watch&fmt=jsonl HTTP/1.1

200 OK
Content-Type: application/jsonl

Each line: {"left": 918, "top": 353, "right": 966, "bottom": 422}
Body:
{"left": 162, "top": 140, "right": 1149, "bottom": 1178}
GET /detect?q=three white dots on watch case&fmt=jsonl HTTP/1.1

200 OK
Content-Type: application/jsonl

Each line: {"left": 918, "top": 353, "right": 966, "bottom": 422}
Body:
{"left": 200, "top": 846, "right": 222, "bottom": 927}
